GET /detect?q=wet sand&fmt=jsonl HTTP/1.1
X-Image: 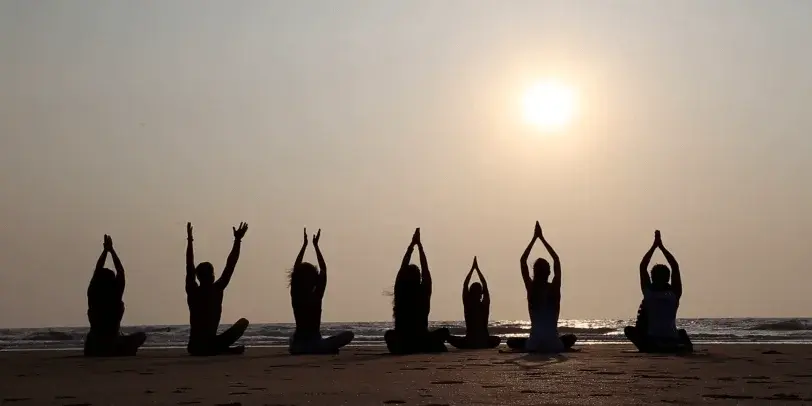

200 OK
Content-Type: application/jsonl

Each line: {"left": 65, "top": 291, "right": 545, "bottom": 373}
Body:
{"left": 2, "top": 345, "right": 811, "bottom": 405}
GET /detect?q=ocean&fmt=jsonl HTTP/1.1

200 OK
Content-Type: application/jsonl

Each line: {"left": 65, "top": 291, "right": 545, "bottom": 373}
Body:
{"left": 2, "top": 318, "right": 811, "bottom": 351}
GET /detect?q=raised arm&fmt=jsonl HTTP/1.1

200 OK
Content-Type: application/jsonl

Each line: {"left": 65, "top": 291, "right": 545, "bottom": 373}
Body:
{"left": 185, "top": 223, "right": 197, "bottom": 292}
{"left": 215, "top": 222, "right": 248, "bottom": 289}
{"left": 462, "top": 258, "right": 476, "bottom": 302}
{"left": 104, "top": 235, "right": 126, "bottom": 291}
{"left": 95, "top": 237, "right": 109, "bottom": 272}
{"left": 658, "top": 232, "right": 682, "bottom": 298}
{"left": 520, "top": 222, "right": 540, "bottom": 292}
{"left": 538, "top": 229, "right": 561, "bottom": 289}
{"left": 401, "top": 231, "right": 417, "bottom": 270}
{"left": 415, "top": 229, "right": 431, "bottom": 295}
{"left": 639, "top": 231, "right": 658, "bottom": 292}
{"left": 474, "top": 257, "right": 490, "bottom": 305}
{"left": 295, "top": 228, "right": 308, "bottom": 269}
{"left": 313, "top": 229, "right": 327, "bottom": 296}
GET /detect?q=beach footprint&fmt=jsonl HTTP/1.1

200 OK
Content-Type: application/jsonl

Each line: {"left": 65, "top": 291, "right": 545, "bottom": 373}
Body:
{"left": 703, "top": 394, "right": 754, "bottom": 400}
{"left": 430, "top": 380, "right": 464, "bottom": 385}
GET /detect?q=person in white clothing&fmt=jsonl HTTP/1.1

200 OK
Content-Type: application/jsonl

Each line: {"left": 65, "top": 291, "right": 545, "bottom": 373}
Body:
{"left": 624, "top": 230, "right": 693, "bottom": 353}
{"left": 506, "top": 222, "right": 577, "bottom": 353}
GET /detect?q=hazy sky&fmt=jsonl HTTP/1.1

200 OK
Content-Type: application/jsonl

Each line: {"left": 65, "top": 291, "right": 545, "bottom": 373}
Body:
{"left": 1, "top": 1, "right": 810, "bottom": 328}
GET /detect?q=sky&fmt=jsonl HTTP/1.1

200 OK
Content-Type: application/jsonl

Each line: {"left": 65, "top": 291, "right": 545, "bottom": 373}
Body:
{"left": 1, "top": 1, "right": 810, "bottom": 328}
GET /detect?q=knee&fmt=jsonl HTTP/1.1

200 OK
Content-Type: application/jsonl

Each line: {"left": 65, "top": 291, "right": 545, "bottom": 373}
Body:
{"left": 237, "top": 318, "right": 250, "bottom": 327}
{"left": 336, "top": 331, "right": 355, "bottom": 344}
{"left": 131, "top": 332, "right": 147, "bottom": 346}
{"left": 435, "top": 327, "right": 451, "bottom": 339}
{"left": 624, "top": 326, "right": 636, "bottom": 337}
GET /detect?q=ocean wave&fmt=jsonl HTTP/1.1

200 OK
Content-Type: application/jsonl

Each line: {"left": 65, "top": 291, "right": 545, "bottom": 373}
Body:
{"left": 558, "top": 327, "right": 617, "bottom": 335}
{"left": 748, "top": 319, "right": 812, "bottom": 331}
{"left": 22, "top": 331, "right": 78, "bottom": 341}
{"left": 3, "top": 319, "right": 812, "bottom": 350}
{"left": 139, "top": 326, "right": 176, "bottom": 333}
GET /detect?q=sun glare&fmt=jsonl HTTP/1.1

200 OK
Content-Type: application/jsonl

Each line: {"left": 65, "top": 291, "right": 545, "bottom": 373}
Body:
{"left": 522, "top": 80, "right": 577, "bottom": 132}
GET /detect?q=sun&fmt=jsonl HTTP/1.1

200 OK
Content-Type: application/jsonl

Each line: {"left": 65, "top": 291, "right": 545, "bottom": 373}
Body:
{"left": 521, "top": 80, "right": 578, "bottom": 131}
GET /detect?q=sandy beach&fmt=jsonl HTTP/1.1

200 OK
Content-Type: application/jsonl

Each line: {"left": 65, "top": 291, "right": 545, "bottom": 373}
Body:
{"left": 2, "top": 345, "right": 811, "bottom": 405}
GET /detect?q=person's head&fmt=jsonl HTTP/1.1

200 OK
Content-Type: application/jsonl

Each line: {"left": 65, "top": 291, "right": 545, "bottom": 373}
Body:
{"left": 195, "top": 262, "right": 215, "bottom": 286}
{"left": 395, "top": 264, "right": 421, "bottom": 289}
{"left": 468, "top": 282, "right": 483, "bottom": 301}
{"left": 290, "top": 262, "right": 319, "bottom": 296}
{"left": 532, "top": 258, "right": 551, "bottom": 285}
{"left": 90, "top": 268, "right": 116, "bottom": 290}
{"left": 88, "top": 268, "right": 118, "bottom": 307}
{"left": 650, "top": 264, "right": 671, "bottom": 287}
{"left": 94, "top": 267, "right": 116, "bottom": 282}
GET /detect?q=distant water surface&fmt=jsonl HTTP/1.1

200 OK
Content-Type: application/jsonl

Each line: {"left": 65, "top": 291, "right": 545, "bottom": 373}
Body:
{"left": 2, "top": 318, "right": 811, "bottom": 350}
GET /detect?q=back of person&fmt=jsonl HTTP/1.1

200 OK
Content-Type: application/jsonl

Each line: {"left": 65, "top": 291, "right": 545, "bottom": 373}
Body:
{"left": 463, "top": 297, "right": 488, "bottom": 337}
{"left": 187, "top": 285, "right": 223, "bottom": 344}
{"left": 526, "top": 286, "right": 562, "bottom": 350}
{"left": 292, "top": 291, "right": 322, "bottom": 340}
{"left": 394, "top": 293, "right": 429, "bottom": 336}
{"left": 643, "top": 288, "right": 678, "bottom": 339}
{"left": 87, "top": 287, "right": 124, "bottom": 336}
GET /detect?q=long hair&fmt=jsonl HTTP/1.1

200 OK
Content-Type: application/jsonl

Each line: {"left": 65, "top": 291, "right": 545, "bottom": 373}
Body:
{"left": 289, "top": 262, "right": 319, "bottom": 302}
{"left": 529, "top": 258, "right": 551, "bottom": 305}
{"left": 88, "top": 268, "right": 116, "bottom": 303}
{"left": 392, "top": 264, "right": 422, "bottom": 322}
{"left": 87, "top": 268, "right": 122, "bottom": 331}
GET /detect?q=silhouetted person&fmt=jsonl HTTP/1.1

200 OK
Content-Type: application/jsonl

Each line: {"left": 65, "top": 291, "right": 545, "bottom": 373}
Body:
{"left": 448, "top": 257, "right": 501, "bottom": 349}
{"left": 288, "top": 228, "right": 355, "bottom": 354}
{"left": 506, "top": 222, "right": 577, "bottom": 353}
{"left": 84, "top": 235, "right": 146, "bottom": 357}
{"left": 384, "top": 228, "right": 449, "bottom": 354}
{"left": 624, "top": 230, "right": 693, "bottom": 353}
{"left": 185, "top": 222, "right": 250, "bottom": 356}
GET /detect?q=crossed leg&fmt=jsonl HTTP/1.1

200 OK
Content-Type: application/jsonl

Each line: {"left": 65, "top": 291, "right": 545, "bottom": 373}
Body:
{"left": 214, "top": 318, "right": 250, "bottom": 355}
